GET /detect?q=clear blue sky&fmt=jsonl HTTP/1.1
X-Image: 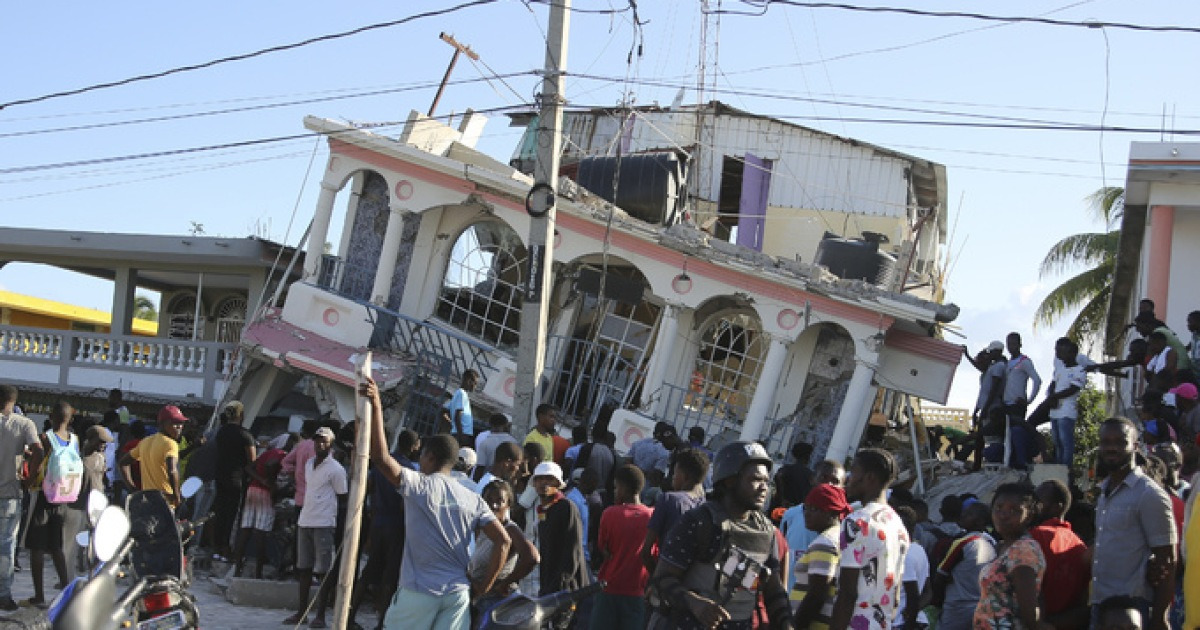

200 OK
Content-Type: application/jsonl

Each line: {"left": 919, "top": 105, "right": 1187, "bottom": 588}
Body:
{"left": 3, "top": 1, "right": 1198, "bottom": 409}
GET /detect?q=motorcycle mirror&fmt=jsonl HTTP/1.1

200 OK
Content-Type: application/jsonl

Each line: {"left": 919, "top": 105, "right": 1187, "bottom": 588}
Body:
{"left": 75, "top": 531, "right": 89, "bottom": 548}
{"left": 180, "top": 477, "right": 203, "bottom": 499}
{"left": 92, "top": 505, "right": 131, "bottom": 563}
{"left": 86, "top": 489, "right": 108, "bottom": 527}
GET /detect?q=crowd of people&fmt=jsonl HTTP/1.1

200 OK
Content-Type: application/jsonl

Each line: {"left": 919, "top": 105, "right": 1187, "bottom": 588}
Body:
{"left": 954, "top": 300, "right": 1200, "bottom": 475}
{"left": 0, "top": 299, "right": 1195, "bottom": 630}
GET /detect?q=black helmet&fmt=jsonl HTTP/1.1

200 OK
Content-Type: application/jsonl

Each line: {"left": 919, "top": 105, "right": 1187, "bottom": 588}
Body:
{"left": 712, "top": 441, "right": 773, "bottom": 485}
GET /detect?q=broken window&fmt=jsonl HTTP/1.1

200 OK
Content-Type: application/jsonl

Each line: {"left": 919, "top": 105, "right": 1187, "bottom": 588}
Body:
{"left": 435, "top": 221, "right": 526, "bottom": 349}
{"left": 687, "top": 311, "right": 767, "bottom": 426}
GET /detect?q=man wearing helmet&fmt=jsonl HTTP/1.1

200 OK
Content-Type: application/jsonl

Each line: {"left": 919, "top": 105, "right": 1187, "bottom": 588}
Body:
{"left": 650, "top": 441, "right": 793, "bottom": 630}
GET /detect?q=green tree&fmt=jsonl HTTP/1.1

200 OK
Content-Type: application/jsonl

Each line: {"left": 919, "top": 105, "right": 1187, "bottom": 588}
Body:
{"left": 1071, "top": 384, "right": 1106, "bottom": 475}
{"left": 1032, "top": 186, "right": 1123, "bottom": 346}
{"left": 133, "top": 295, "right": 157, "bottom": 322}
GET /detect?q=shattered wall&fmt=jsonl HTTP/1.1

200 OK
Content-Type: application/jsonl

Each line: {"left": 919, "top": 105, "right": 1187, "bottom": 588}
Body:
{"left": 781, "top": 325, "right": 856, "bottom": 466}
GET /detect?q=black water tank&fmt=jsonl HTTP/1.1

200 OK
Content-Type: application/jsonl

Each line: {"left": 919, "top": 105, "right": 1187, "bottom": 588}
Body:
{"left": 575, "top": 153, "right": 682, "bottom": 225}
{"left": 814, "top": 232, "right": 897, "bottom": 287}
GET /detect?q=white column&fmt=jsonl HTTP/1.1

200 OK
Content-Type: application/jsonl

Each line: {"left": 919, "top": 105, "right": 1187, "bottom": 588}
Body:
{"left": 825, "top": 354, "right": 878, "bottom": 464}
{"left": 303, "top": 180, "right": 340, "bottom": 280}
{"left": 371, "top": 203, "right": 408, "bottom": 306}
{"left": 335, "top": 173, "right": 365, "bottom": 260}
{"left": 740, "top": 335, "right": 789, "bottom": 442}
{"left": 110, "top": 267, "right": 137, "bottom": 336}
{"left": 641, "top": 304, "right": 681, "bottom": 409}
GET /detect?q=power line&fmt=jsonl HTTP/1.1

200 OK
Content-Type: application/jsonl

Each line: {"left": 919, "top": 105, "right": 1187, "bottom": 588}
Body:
{"left": 568, "top": 71, "right": 1094, "bottom": 128}
{"left": 0, "top": 72, "right": 534, "bottom": 139}
{"left": 0, "top": 104, "right": 529, "bottom": 176}
{"left": 720, "top": 1, "right": 1200, "bottom": 34}
{"left": 0, "top": 0, "right": 503, "bottom": 112}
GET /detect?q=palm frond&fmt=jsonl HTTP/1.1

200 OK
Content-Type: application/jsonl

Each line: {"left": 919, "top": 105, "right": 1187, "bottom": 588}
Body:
{"left": 1038, "top": 230, "right": 1119, "bottom": 279}
{"left": 1032, "top": 265, "right": 1114, "bottom": 330}
{"left": 1085, "top": 186, "right": 1125, "bottom": 228}
{"left": 1064, "top": 285, "right": 1112, "bottom": 350}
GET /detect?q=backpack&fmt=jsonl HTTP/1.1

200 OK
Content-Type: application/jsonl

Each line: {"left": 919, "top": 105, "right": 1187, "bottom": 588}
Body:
{"left": 42, "top": 431, "right": 83, "bottom": 504}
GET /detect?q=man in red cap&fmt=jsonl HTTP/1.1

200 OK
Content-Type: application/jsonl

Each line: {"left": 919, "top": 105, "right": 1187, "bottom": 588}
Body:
{"left": 119, "top": 405, "right": 186, "bottom": 507}
{"left": 1170, "top": 383, "right": 1200, "bottom": 443}
{"left": 792, "top": 483, "right": 851, "bottom": 628}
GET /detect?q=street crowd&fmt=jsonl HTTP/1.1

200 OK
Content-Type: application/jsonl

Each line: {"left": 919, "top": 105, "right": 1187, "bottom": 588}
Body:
{"left": 0, "top": 302, "right": 1194, "bottom": 629}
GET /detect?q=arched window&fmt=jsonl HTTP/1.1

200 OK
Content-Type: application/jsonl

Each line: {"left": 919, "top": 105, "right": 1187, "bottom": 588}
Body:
{"left": 435, "top": 221, "right": 527, "bottom": 348}
{"left": 689, "top": 311, "right": 767, "bottom": 425}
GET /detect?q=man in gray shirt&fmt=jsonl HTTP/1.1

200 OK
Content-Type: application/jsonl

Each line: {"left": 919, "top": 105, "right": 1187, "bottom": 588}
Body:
{"left": 1002, "top": 332, "right": 1042, "bottom": 421}
{"left": 1092, "top": 417, "right": 1176, "bottom": 630}
{"left": 0, "top": 385, "right": 42, "bottom": 611}
{"left": 364, "top": 379, "right": 511, "bottom": 630}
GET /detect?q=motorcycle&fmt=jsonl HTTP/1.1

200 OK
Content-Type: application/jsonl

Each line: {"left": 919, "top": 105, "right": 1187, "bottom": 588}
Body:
{"left": 49, "top": 477, "right": 205, "bottom": 630}
{"left": 478, "top": 582, "right": 604, "bottom": 630}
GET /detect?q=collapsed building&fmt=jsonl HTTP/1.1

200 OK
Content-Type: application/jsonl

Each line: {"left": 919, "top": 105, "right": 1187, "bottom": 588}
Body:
{"left": 230, "top": 102, "right": 962, "bottom": 475}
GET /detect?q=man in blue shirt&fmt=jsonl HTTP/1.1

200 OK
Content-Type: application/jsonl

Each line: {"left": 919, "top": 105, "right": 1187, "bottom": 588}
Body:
{"left": 443, "top": 369, "right": 479, "bottom": 448}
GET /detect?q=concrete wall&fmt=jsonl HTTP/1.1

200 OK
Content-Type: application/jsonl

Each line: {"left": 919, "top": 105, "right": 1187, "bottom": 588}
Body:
{"left": 762, "top": 206, "right": 907, "bottom": 264}
{"left": 1167, "top": 208, "right": 1200, "bottom": 330}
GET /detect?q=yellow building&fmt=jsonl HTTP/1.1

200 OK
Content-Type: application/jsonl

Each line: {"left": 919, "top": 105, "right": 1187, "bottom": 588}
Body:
{"left": 0, "top": 290, "right": 157, "bottom": 336}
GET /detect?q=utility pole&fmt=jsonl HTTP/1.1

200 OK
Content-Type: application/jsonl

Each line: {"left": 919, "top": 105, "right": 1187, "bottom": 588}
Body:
{"left": 513, "top": 0, "right": 570, "bottom": 435}
{"left": 428, "top": 32, "right": 479, "bottom": 117}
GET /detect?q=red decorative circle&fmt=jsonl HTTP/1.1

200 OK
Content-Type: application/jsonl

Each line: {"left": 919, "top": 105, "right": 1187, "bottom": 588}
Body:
{"left": 671, "top": 274, "right": 693, "bottom": 295}
{"left": 322, "top": 308, "right": 340, "bottom": 326}
{"left": 622, "top": 425, "right": 647, "bottom": 450}
{"left": 395, "top": 180, "right": 414, "bottom": 200}
{"left": 503, "top": 377, "right": 516, "bottom": 397}
{"left": 777, "top": 309, "right": 800, "bottom": 330}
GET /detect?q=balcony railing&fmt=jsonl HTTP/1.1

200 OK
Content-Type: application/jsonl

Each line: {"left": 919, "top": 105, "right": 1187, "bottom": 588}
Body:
{"left": 655, "top": 382, "right": 787, "bottom": 457}
{"left": 316, "top": 255, "right": 375, "bottom": 303}
{"left": 362, "top": 303, "right": 496, "bottom": 386}
{"left": 0, "top": 324, "right": 235, "bottom": 403}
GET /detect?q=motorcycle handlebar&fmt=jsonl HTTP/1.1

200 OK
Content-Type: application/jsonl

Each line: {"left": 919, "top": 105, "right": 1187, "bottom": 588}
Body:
{"left": 538, "top": 581, "right": 606, "bottom": 613}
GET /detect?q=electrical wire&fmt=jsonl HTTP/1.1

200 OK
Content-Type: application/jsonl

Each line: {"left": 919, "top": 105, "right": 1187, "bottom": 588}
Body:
{"left": 0, "top": 104, "right": 530, "bottom": 176}
{"left": 566, "top": 72, "right": 1121, "bottom": 128}
{"left": 0, "top": 73, "right": 534, "bottom": 139}
{"left": 0, "top": 0, "right": 504, "bottom": 112}
{"left": 719, "top": 1, "right": 1200, "bottom": 35}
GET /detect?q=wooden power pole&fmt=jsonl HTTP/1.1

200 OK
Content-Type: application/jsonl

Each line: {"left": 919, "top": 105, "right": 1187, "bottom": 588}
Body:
{"left": 428, "top": 32, "right": 479, "bottom": 117}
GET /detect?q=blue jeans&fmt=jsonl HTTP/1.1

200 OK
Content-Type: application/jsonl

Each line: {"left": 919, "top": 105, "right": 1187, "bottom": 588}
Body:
{"left": 0, "top": 498, "right": 21, "bottom": 600}
{"left": 1051, "top": 416, "right": 1076, "bottom": 465}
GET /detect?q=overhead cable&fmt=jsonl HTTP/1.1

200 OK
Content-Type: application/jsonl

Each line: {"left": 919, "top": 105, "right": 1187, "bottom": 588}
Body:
{"left": 0, "top": 104, "right": 529, "bottom": 176}
{"left": 721, "top": 1, "right": 1200, "bottom": 34}
{"left": 0, "top": 0, "right": 502, "bottom": 112}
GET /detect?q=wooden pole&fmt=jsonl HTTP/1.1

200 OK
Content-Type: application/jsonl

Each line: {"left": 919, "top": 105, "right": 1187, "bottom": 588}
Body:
{"left": 428, "top": 32, "right": 479, "bottom": 117}
{"left": 332, "top": 352, "right": 372, "bottom": 630}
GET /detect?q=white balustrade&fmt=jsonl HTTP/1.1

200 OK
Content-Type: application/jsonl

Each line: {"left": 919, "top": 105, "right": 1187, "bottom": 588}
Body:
{"left": 0, "top": 329, "right": 63, "bottom": 360}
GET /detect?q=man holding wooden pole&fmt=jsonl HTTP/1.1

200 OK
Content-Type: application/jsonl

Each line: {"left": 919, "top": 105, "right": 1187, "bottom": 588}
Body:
{"left": 362, "top": 375, "right": 511, "bottom": 629}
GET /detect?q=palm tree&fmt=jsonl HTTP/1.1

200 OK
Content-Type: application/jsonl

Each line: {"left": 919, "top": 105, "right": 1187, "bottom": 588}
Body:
{"left": 1032, "top": 186, "right": 1123, "bottom": 346}
{"left": 133, "top": 295, "right": 158, "bottom": 322}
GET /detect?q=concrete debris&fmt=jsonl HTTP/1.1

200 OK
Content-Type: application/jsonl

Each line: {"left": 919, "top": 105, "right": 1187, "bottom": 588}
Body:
{"left": 922, "top": 468, "right": 1026, "bottom": 523}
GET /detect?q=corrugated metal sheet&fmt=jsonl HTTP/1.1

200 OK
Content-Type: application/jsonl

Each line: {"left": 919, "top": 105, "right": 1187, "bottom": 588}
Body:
{"left": 555, "top": 108, "right": 912, "bottom": 218}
